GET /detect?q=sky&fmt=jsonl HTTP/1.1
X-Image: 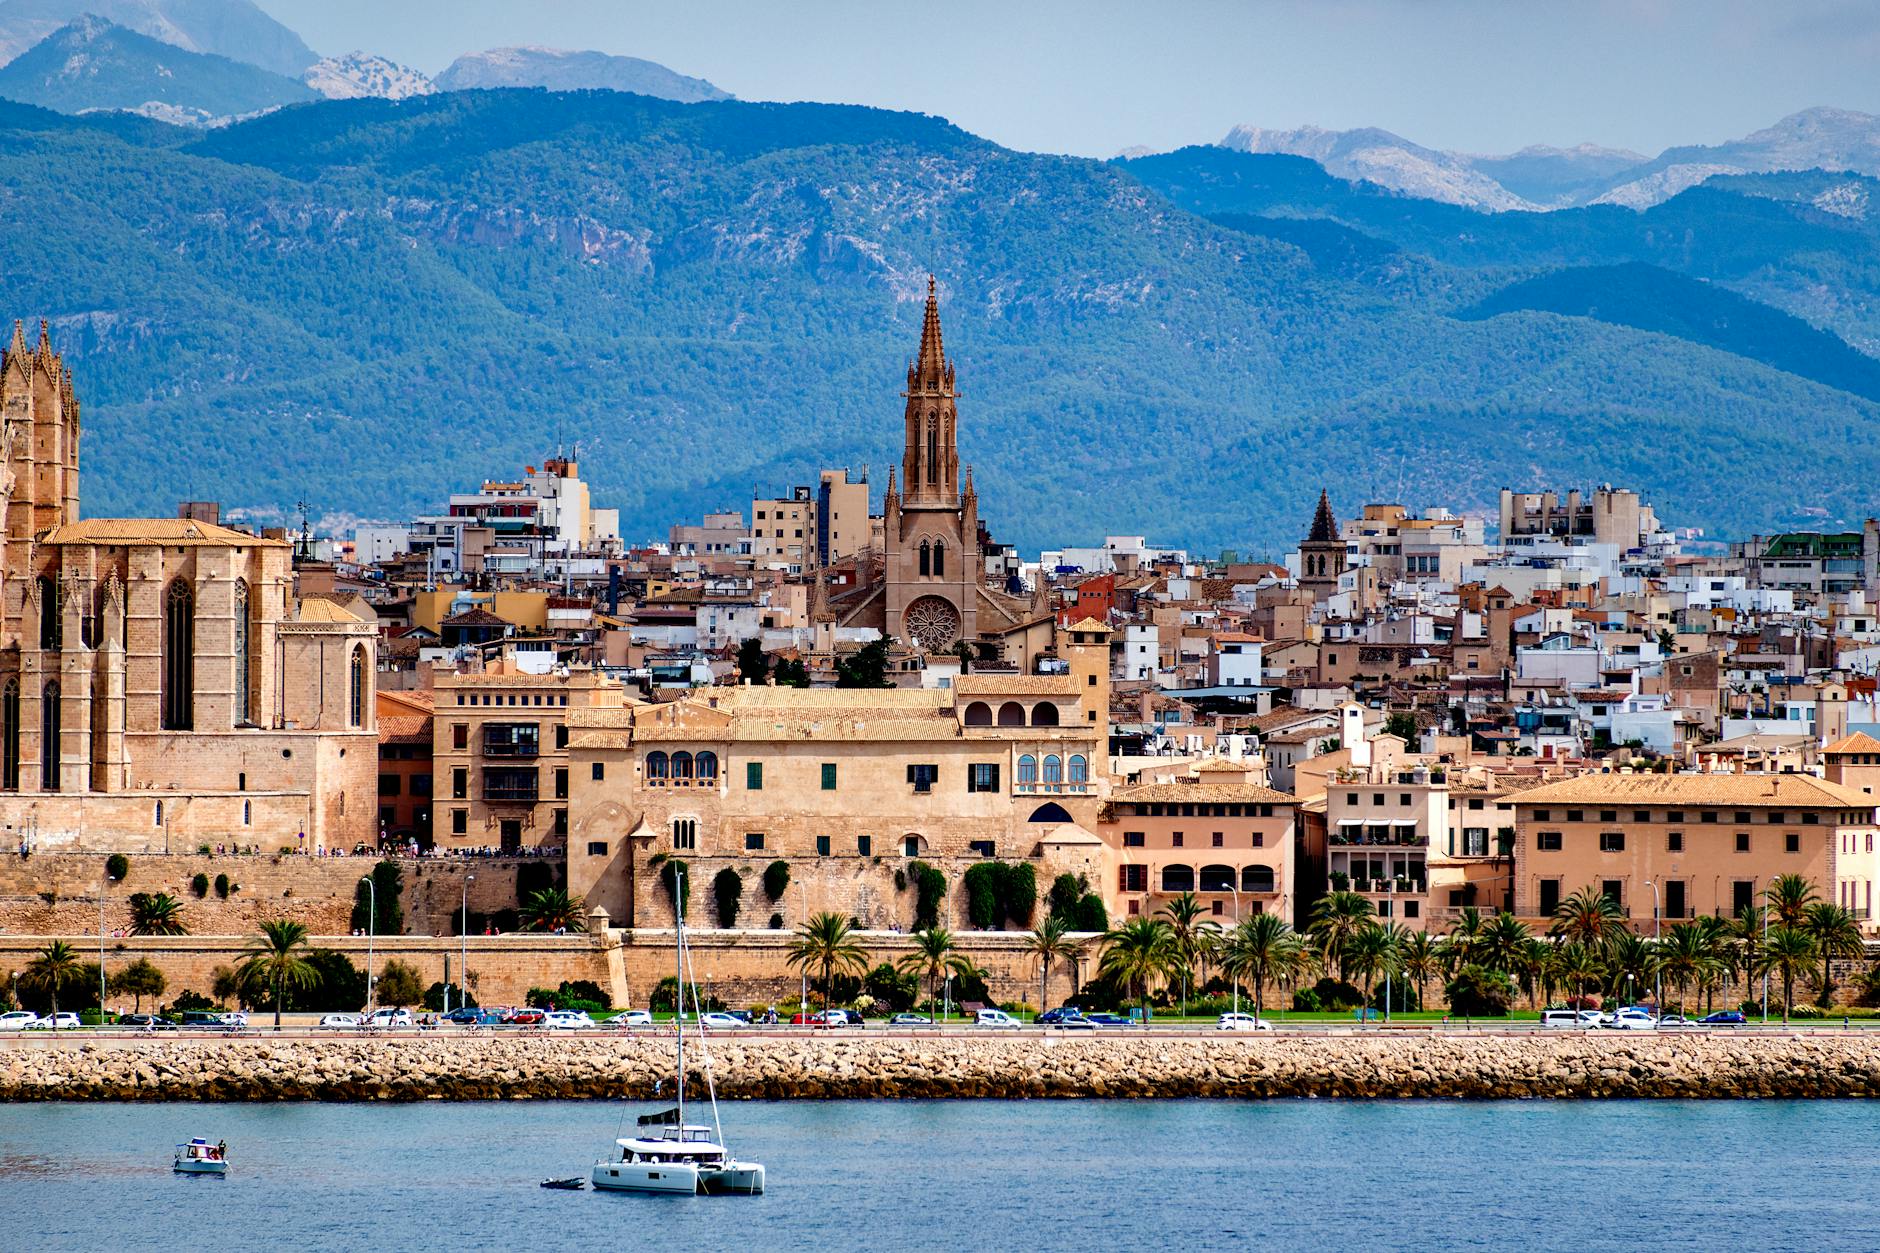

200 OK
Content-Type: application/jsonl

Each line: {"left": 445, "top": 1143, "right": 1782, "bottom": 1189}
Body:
{"left": 255, "top": 0, "right": 1880, "bottom": 158}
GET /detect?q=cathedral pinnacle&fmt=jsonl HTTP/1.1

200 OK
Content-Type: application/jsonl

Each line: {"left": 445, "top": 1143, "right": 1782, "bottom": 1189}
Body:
{"left": 1307, "top": 488, "right": 1339, "bottom": 543}
{"left": 914, "top": 274, "right": 946, "bottom": 380}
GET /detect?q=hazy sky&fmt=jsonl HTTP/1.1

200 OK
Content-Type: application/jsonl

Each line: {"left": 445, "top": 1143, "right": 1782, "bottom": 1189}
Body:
{"left": 257, "top": 0, "right": 1880, "bottom": 158}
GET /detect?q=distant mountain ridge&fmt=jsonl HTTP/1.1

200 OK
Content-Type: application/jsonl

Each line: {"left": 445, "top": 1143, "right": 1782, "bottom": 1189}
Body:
{"left": 0, "top": 0, "right": 313, "bottom": 75}
{"left": 303, "top": 52, "right": 434, "bottom": 101}
{"left": 433, "top": 46, "right": 730, "bottom": 101}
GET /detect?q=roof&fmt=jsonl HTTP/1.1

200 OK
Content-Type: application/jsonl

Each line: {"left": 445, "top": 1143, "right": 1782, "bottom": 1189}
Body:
{"left": 293, "top": 597, "right": 373, "bottom": 624}
{"left": 953, "top": 675, "right": 1079, "bottom": 697}
{"left": 1111, "top": 783, "right": 1296, "bottom": 805}
{"left": 1063, "top": 617, "right": 1111, "bottom": 634}
{"left": 1510, "top": 772, "right": 1877, "bottom": 809}
{"left": 1035, "top": 821, "right": 1103, "bottom": 846}
{"left": 1825, "top": 732, "right": 1880, "bottom": 756}
{"left": 43, "top": 518, "right": 289, "bottom": 548}
{"left": 378, "top": 715, "right": 431, "bottom": 744}
{"left": 1192, "top": 757, "right": 1255, "bottom": 773}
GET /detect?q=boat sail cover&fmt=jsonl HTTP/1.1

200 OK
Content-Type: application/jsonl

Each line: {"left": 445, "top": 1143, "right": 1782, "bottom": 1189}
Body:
{"left": 637, "top": 1107, "right": 682, "bottom": 1127}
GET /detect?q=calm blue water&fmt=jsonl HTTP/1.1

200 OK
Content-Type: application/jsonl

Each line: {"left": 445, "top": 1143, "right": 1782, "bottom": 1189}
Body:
{"left": 0, "top": 1100, "right": 1875, "bottom": 1250}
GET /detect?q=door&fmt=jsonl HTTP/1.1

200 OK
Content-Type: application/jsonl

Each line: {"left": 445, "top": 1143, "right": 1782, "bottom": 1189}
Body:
{"left": 1664, "top": 880, "right": 1686, "bottom": 921}
{"left": 500, "top": 820, "right": 522, "bottom": 853}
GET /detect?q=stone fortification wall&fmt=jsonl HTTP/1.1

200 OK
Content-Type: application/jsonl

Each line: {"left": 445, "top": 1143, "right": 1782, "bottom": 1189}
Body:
{"left": 4, "top": 1034, "right": 1880, "bottom": 1101}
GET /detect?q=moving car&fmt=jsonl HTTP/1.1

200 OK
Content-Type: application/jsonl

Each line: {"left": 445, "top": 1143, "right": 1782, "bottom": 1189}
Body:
{"left": 118, "top": 1013, "right": 177, "bottom": 1030}
{"left": 25, "top": 1012, "right": 80, "bottom": 1030}
{"left": 440, "top": 1007, "right": 483, "bottom": 1025}
{"left": 827, "top": 1009, "right": 865, "bottom": 1027}
{"left": 1539, "top": 1009, "right": 1602, "bottom": 1029}
{"left": 887, "top": 1013, "right": 932, "bottom": 1026}
{"left": 544, "top": 1010, "right": 596, "bottom": 1030}
{"left": 219, "top": 1011, "right": 248, "bottom": 1029}
{"left": 614, "top": 1009, "right": 653, "bottom": 1027}
{"left": 0, "top": 1010, "right": 38, "bottom": 1030}
{"left": 1700, "top": 1011, "right": 1747, "bottom": 1026}
{"left": 317, "top": 1013, "right": 361, "bottom": 1029}
{"left": 1216, "top": 1012, "right": 1274, "bottom": 1032}
{"left": 501, "top": 1008, "right": 546, "bottom": 1027}
{"left": 367, "top": 1007, "right": 415, "bottom": 1029}
{"left": 697, "top": 1012, "right": 744, "bottom": 1031}
{"left": 177, "top": 1011, "right": 230, "bottom": 1031}
{"left": 1601, "top": 1007, "right": 1657, "bottom": 1031}
{"left": 1082, "top": 1013, "right": 1136, "bottom": 1028}
{"left": 975, "top": 1008, "right": 1022, "bottom": 1028}
{"left": 1037, "top": 1007, "right": 1085, "bottom": 1025}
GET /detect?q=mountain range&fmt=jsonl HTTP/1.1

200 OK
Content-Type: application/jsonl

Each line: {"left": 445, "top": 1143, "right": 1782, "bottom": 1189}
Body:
{"left": 1218, "top": 109, "right": 1880, "bottom": 211}
{"left": 0, "top": 0, "right": 313, "bottom": 75}
{"left": 432, "top": 46, "right": 730, "bottom": 101}
{"left": 0, "top": 88, "right": 1874, "bottom": 553}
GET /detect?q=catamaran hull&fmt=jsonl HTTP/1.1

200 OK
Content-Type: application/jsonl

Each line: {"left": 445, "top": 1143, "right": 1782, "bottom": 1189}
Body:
{"left": 701, "top": 1162, "right": 765, "bottom": 1195}
{"left": 592, "top": 1161, "right": 700, "bottom": 1193}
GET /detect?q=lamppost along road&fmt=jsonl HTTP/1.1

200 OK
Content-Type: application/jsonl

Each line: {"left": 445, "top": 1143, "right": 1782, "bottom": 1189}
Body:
{"left": 360, "top": 875, "right": 376, "bottom": 1015}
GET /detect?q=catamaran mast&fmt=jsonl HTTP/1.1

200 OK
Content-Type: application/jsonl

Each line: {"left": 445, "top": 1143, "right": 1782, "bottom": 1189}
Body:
{"left": 675, "top": 870, "right": 686, "bottom": 1124}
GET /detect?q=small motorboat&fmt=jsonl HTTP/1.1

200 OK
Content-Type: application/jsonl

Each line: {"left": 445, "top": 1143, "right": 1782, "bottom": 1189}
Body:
{"left": 173, "top": 1138, "right": 229, "bottom": 1175}
{"left": 540, "top": 1177, "right": 586, "bottom": 1190}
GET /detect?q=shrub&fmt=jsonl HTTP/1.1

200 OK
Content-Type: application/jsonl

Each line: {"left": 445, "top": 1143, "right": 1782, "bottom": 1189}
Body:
{"left": 1791, "top": 1003, "right": 1824, "bottom": 1018}
{"left": 650, "top": 976, "right": 722, "bottom": 1014}
{"left": 375, "top": 959, "right": 424, "bottom": 1007}
{"left": 863, "top": 963, "right": 919, "bottom": 1012}
{"left": 278, "top": 950, "right": 366, "bottom": 1013}
{"left": 910, "top": 862, "right": 946, "bottom": 931}
{"left": 423, "top": 981, "right": 477, "bottom": 1011}
{"left": 197, "top": 844, "right": 212, "bottom": 856}
{"left": 762, "top": 860, "right": 790, "bottom": 902}
{"left": 526, "top": 980, "right": 611, "bottom": 1010}
{"left": 165, "top": 989, "right": 218, "bottom": 1015}
{"left": 104, "top": 853, "right": 129, "bottom": 883}
{"left": 1329, "top": 871, "right": 1350, "bottom": 892}
{"left": 768, "top": 912, "right": 784, "bottom": 930}
{"left": 110, "top": 958, "right": 167, "bottom": 1012}
{"left": 213, "top": 873, "right": 231, "bottom": 899}
{"left": 351, "top": 859, "right": 405, "bottom": 935}
{"left": 712, "top": 867, "right": 743, "bottom": 929}
{"left": 1309, "top": 977, "right": 1364, "bottom": 1011}
{"left": 962, "top": 863, "right": 1000, "bottom": 929}
{"left": 655, "top": 857, "right": 689, "bottom": 920}
{"left": 189, "top": 872, "right": 210, "bottom": 898}
{"left": 1445, "top": 964, "right": 1515, "bottom": 1017}
{"left": 996, "top": 861, "right": 1036, "bottom": 928}
{"left": 1291, "top": 987, "right": 1323, "bottom": 1012}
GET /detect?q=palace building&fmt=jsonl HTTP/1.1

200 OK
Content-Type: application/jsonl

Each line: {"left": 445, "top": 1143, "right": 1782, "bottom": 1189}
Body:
{"left": 0, "top": 320, "right": 378, "bottom": 852}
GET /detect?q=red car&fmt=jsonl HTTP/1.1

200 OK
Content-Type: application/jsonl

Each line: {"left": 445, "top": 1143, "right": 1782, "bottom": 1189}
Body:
{"left": 500, "top": 1008, "right": 546, "bottom": 1026}
{"left": 788, "top": 1012, "right": 838, "bottom": 1027}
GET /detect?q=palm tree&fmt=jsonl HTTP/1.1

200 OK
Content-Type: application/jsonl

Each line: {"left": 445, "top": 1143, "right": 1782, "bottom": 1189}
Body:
{"left": 1730, "top": 904, "right": 1766, "bottom": 1011}
{"left": 1557, "top": 941, "right": 1605, "bottom": 1007}
{"left": 1605, "top": 931, "right": 1659, "bottom": 1006}
{"left": 1156, "top": 892, "right": 1215, "bottom": 1015}
{"left": 520, "top": 888, "right": 587, "bottom": 932}
{"left": 786, "top": 912, "right": 870, "bottom": 1016}
{"left": 1551, "top": 885, "right": 1623, "bottom": 947}
{"left": 1345, "top": 921, "right": 1404, "bottom": 1015}
{"left": 22, "top": 940, "right": 84, "bottom": 1026}
{"left": 1219, "top": 913, "right": 1308, "bottom": 1015}
{"left": 1802, "top": 902, "right": 1864, "bottom": 1006}
{"left": 128, "top": 892, "right": 188, "bottom": 936}
{"left": 1693, "top": 914, "right": 1734, "bottom": 1012}
{"left": 1098, "top": 917, "right": 1176, "bottom": 1018}
{"left": 1307, "top": 891, "right": 1375, "bottom": 982}
{"left": 895, "top": 928, "right": 974, "bottom": 1019}
{"left": 1397, "top": 931, "right": 1442, "bottom": 1012}
{"left": 238, "top": 920, "right": 321, "bottom": 1029}
{"left": 1657, "top": 922, "right": 1719, "bottom": 1014}
{"left": 1022, "top": 917, "right": 1084, "bottom": 1014}
{"left": 1759, "top": 926, "right": 1819, "bottom": 1024}
{"left": 1766, "top": 874, "right": 1818, "bottom": 929}
{"left": 1445, "top": 906, "right": 1485, "bottom": 970}
{"left": 1475, "top": 911, "right": 1532, "bottom": 977}
{"left": 1516, "top": 938, "right": 1556, "bottom": 1010}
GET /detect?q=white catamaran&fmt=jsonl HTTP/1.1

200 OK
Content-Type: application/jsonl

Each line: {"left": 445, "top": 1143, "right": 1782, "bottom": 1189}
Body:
{"left": 592, "top": 872, "right": 764, "bottom": 1196}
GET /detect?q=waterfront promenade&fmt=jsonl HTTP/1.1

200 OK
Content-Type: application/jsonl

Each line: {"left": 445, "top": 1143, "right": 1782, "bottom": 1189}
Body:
{"left": 5, "top": 1028, "right": 1879, "bottom": 1101}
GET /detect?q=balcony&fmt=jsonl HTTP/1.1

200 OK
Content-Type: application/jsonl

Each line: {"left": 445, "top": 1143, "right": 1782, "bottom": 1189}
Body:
{"left": 482, "top": 767, "right": 539, "bottom": 804}
{"left": 1014, "top": 782, "right": 1095, "bottom": 796}
{"left": 481, "top": 724, "right": 540, "bottom": 759}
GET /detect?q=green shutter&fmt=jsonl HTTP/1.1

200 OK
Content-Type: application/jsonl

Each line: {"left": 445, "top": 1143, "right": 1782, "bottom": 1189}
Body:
{"left": 821, "top": 763, "right": 837, "bottom": 790}
{"left": 747, "top": 761, "right": 763, "bottom": 790}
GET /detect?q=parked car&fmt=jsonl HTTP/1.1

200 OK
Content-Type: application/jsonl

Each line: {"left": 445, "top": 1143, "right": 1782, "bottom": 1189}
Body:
{"left": 367, "top": 1007, "right": 415, "bottom": 1029}
{"left": 975, "top": 1008, "right": 1022, "bottom": 1028}
{"left": 1037, "top": 1007, "right": 1085, "bottom": 1025}
{"left": 219, "top": 1011, "right": 248, "bottom": 1029}
{"left": 501, "top": 1008, "right": 546, "bottom": 1026}
{"left": 440, "top": 1007, "right": 482, "bottom": 1025}
{"left": 1602, "top": 1007, "right": 1657, "bottom": 1031}
{"left": 25, "top": 1012, "right": 80, "bottom": 1030}
{"left": 177, "top": 1011, "right": 229, "bottom": 1031}
{"left": 829, "top": 1009, "right": 866, "bottom": 1026}
{"left": 472, "top": 1009, "right": 507, "bottom": 1026}
{"left": 543, "top": 1010, "right": 596, "bottom": 1030}
{"left": 614, "top": 1009, "right": 653, "bottom": 1027}
{"left": 1539, "top": 1009, "right": 1601, "bottom": 1029}
{"left": 1215, "top": 1012, "right": 1274, "bottom": 1032}
{"left": 0, "top": 1010, "right": 39, "bottom": 1030}
{"left": 117, "top": 1013, "right": 177, "bottom": 1030}
{"left": 1083, "top": 1013, "right": 1135, "bottom": 1028}
{"left": 697, "top": 1012, "right": 744, "bottom": 1031}
{"left": 1700, "top": 1010, "right": 1748, "bottom": 1026}
{"left": 317, "top": 1013, "right": 360, "bottom": 1030}
{"left": 1657, "top": 1014, "right": 1693, "bottom": 1027}
{"left": 887, "top": 1013, "right": 932, "bottom": 1026}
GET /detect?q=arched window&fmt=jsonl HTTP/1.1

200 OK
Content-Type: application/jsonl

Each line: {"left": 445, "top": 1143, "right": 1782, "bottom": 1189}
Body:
{"left": 1068, "top": 754, "right": 1089, "bottom": 784}
{"left": 0, "top": 678, "right": 17, "bottom": 791}
{"left": 933, "top": 542, "right": 945, "bottom": 578}
{"left": 672, "top": 751, "right": 694, "bottom": 780}
{"left": 233, "top": 579, "right": 252, "bottom": 725}
{"left": 671, "top": 817, "right": 697, "bottom": 850}
{"left": 242, "top": 800, "right": 252, "bottom": 827}
{"left": 37, "top": 576, "right": 59, "bottom": 652}
{"left": 40, "top": 681, "right": 59, "bottom": 792}
{"left": 927, "top": 417, "right": 938, "bottom": 485}
{"left": 1017, "top": 754, "right": 1038, "bottom": 786}
{"left": 1042, "top": 755, "right": 1063, "bottom": 786}
{"left": 997, "top": 701, "right": 1026, "bottom": 727}
{"left": 1199, "top": 864, "right": 1236, "bottom": 892}
{"left": 645, "top": 751, "right": 669, "bottom": 780}
{"left": 919, "top": 541, "right": 931, "bottom": 578}
{"left": 1243, "top": 864, "right": 1276, "bottom": 893}
{"left": 161, "top": 579, "right": 194, "bottom": 731}
{"left": 695, "top": 751, "right": 719, "bottom": 782}
{"left": 963, "top": 701, "right": 992, "bottom": 727}
{"left": 349, "top": 644, "right": 367, "bottom": 729}
{"left": 1161, "top": 864, "right": 1194, "bottom": 892}
{"left": 1031, "top": 703, "right": 1061, "bottom": 727}
{"left": 1028, "top": 802, "right": 1073, "bottom": 823}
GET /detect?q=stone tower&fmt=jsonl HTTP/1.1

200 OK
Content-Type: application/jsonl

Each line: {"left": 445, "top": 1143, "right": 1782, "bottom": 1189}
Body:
{"left": 1298, "top": 488, "right": 1347, "bottom": 603}
{"left": 883, "top": 278, "right": 980, "bottom": 653}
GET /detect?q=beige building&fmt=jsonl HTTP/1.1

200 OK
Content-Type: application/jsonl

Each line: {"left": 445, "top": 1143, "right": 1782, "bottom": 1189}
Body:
{"left": 1324, "top": 761, "right": 1447, "bottom": 928}
{"left": 1499, "top": 486, "right": 1656, "bottom": 548}
{"left": 432, "top": 662, "right": 628, "bottom": 851}
{"left": 0, "top": 321, "right": 378, "bottom": 853}
{"left": 1099, "top": 770, "right": 1298, "bottom": 924}
{"left": 751, "top": 469, "right": 871, "bottom": 575}
{"left": 1510, "top": 773, "right": 1880, "bottom": 927}
{"left": 565, "top": 675, "right": 1107, "bottom": 929}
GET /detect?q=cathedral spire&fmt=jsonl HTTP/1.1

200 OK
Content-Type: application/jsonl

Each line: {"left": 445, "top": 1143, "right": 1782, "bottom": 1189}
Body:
{"left": 1307, "top": 489, "right": 1339, "bottom": 543}
{"left": 915, "top": 274, "right": 945, "bottom": 378}
{"left": 900, "top": 274, "right": 959, "bottom": 510}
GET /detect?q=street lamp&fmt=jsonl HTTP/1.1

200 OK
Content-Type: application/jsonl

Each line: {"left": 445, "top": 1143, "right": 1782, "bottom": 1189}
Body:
{"left": 1761, "top": 891, "right": 1770, "bottom": 1025}
{"left": 461, "top": 874, "right": 475, "bottom": 1016}
{"left": 98, "top": 867, "right": 118, "bottom": 1022}
{"left": 1644, "top": 880, "right": 1660, "bottom": 1016}
{"left": 1226, "top": 880, "right": 1241, "bottom": 1019}
{"left": 359, "top": 875, "right": 376, "bottom": 1015}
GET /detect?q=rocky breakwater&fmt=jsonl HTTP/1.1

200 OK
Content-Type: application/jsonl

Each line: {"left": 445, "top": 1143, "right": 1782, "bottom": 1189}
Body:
{"left": 4, "top": 1033, "right": 1880, "bottom": 1101}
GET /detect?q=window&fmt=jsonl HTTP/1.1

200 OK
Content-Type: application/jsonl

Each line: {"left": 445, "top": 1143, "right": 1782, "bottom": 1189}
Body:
{"left": 1042, "top": 755, "right": 1062, "bottom": 786}
{"left": 746, "top": 761, "right": 763, "bottom": 790}
{"left": 696, "top": 752, "right": 718, "bottom": 782}
{"left": 592, "top": 762, "right": 605, "bottom": 782}
{"left": 672, "top": 818, "right": 696, "bottom": 850}
{"left": 1566, "top": 810, "right": 1584, "bottom": 822}
{"left": 1600, "top": 880, "right": 1623, "bottom": 909}
{"left": 1120, "top": 865, "right": 1147, "bottom": 892}
{"left": 1599, "top": 832, "right": 1624, "bottom": 852}
{"left": 816, "top": 835, "right": 831, "bottom": 856}
{"left": 555, "top": 768, "right": 568, "bottom": 799}
{"left": 379, "top": 774, "right": 402, "bottom": 796}
{"left": 1701, "top": 811, "right": 1718, "bottom": 824}
{"left": 161, "top": 578, "right": 194, "bottom": 730}
{"left": 1538, "top": 879, "right": 1561, "bottom": 916}
{"left": 1, "top": 678, "right": 18, "bottom": 790}
{"left": 483, "top": 767, "right": 538, "bottom": 802}
{"left": 857, "top": 836, "right": 872, "bottom": 856}
{"left": 1173, "top": 832, "right": 1184, "bottom": 848}
{"left": 242, "top": 801, "right": 251, "bottom": 826}
{"left": 1785, "top": 833, "right": 1800, "bottom": 853}
{"left": 451, "top": 809, "right": 467, "bottom": 835}
{"left": 37, "top": 575, "right": 60, "bottom": 652}
{"left": 1598, "top": 810, "right": 1617, "bottom": 823}
{"left": 969, "top": 840, "right": 995, "bottom": 858}
{"left": 1123, "top": 831, "right": 1145, "bottom": 847}
{"left": 1533, "top": 809, "right": 1551, "bottom": 821}
{"left": 1667, "top": 832, "right": 1682, "bottom": 852}
{"left": 1212, "top": 832, "right": 1224, "bottom": 848}
{"left": 1403, "top": 901, "right": 1420, "bottom": 919}
{"left": 968, "top": 763, "right": 1001, "bottom": 793}
{"left": 1667, "top": 810, "right": 1683, "bottom": 822}
{"left": 451, "top": 767, "right": 468, "bottom": 800}
{"left": 745, "top": 833, "right": 765, "bottom": 851}
{"left": 1068, "top": 755, "right": 1088, "bottom": 784}
{"left": 1017, "top": 755, "right": 1037, "bottom": 786}
{"left": 588, "top": 841, "right": 608, "bottom": 856}
{"left": 555, "top": 725, "right": 569, "bottom": 750}
{"left": 349, "top": 645, "right": 367, "bottom": 729}
{"left": 1734, "top": 811, "right": 1752, "bottom": 824}
{"left": 1735, "top": 833, "right": 1750, "bottom": 853}
{"left": 452, "top": 724, "right": 468, "bottom": 750}
{"left": 1633, "top": 810, "right": 1651, "bottom": 823}
{"left": 672, "top": 752, "right": 694, "bottom": 781}
{"left": 1537, "top": 831, "right": 1563, "bottom": 851}
{"left": 908, "top": 763, "right": 939, "bottom": 793}
{"left": 821, "top": 763, "right": 838, "bottom": 791}
{"left": 234, "top": 579, "right": 252, "bottom": 724}
{"left": 903, "top": 835, "right": 921, "bottom": 857}
{"left": 1732, "top": 881, "right": 1754, "bottom": 915}
{"left": 553, "top": 809, "right": 568, "bottom": 836}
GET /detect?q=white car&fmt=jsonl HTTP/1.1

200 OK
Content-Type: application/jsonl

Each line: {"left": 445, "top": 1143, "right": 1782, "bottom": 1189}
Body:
{"left": 0, "top": 1010, "right": 38, "bottom": 1031}
{"left": 1539, "top": 1009, "right": 1603, "bottom": 1029}
{"left": 1601, "top": 1007, "right": 1657, "bottom": 1031}
{"left": 975, "top": 1008, "right": 1022, "bottom": 1028}
{"left": 1215, "top": 1012, "right": 1274, "bottom": 1032}
{"left": 219, "top": 1011, "right": 248, "bottom": 1029}
{"left": 614, "top": 1009, "right": 653, "bottom": 1027}
{"left": 25, "top": 1012, "right": 80, "bottom": 1031}
{"left": 318, "top": 1013, "right": 361, "bottom": 1030}
{"left": 543, "top": 1010, "right": 596, "bottom": 1030}
{"left": 698, "top": 1012, "right": 744, "bottom": 1031}
{"left": 367, "top": 1007, "right": 414, "bottom": 1029}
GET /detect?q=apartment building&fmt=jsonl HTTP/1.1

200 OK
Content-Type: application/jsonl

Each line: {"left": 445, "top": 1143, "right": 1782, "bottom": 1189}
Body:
{"left": 1099, "top": 765, "right": 1298, "bottom": 924}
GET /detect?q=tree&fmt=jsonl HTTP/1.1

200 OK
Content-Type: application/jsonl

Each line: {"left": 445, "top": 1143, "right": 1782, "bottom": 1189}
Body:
{"left": 1759, "top": 926, "right": 1819, "bottom": 1023}
{"left": 376, "top": 959, "right": 424, "bottom": 1007}
{"left": 1474, "top": 911, "right": 1532, "bottom": 976}
{"left": 22, "top": 941, "right": 84, "bottom": 1025}
{"left": 239, "top": 920, "right": 321, "bottom": 1029}
{"left": 896, "top": 927, "right": 974, "bottom": 1017}
{"left": 1443, "top": 906, "right": 1485, "bottom": 973}
{"left": 1157, "top": 892, "right": 1215, "bottom": 1014}
{"left": 128, "top": 892, "right": 188, "bottom": 936}
{"left": 772, "top": 657, "right": 809, "bottom": 687}
{"left": 1605, "top": 932, "right": 1659, "bottom": 1005}
{"left": 1383, "top": 711, "right": 1418, "bottom": 743}
{"left": 1551, "top": 885, "right": 1623, "bottom": 947}
{"left": 1396, "top": 930, "right": 1441, "bottom": 1011}
{"left": 1802, "top": 902, "right": 1864, "bottom": 1006}
{"left": 711, "top": 869, "right": 743, "bottom": 929}
{"left": 1766, "top": 874, "right": 1818, "bottom": 929}
{"left": 786, "top": 912, "right": 869, "bottom": 1014}
{"left": 1730, "top": 904, "right": 1766, "bottom": 1008}
{"left": 1345, "top": 921, "right": 1403, "bottom": 1014}
{"left": 654, "top": 857, "right": 689, "bottom": 921}
{"left": 351, "top": 859, "right": 405, "bottom": 935}
{"left": 212, "top": 964, "right": 253, "bottom": 1010}
{"left": 735, "top": 637, "right": 769, "bottom": 684}
{"left": 835, "top": 638, "right": 891, "bottom": 688}
{"left": 110, "top": 957, "right": 166, "bottom": 1013}
{"left": 1097, "top": 917, "right": 1176, "bottom": 1018}
{"left": 1515, "top": 938, "right": 1556, "bottom": 1010}
{"left": 1445, "top": 964, "right": 1515, "bottom": 1017}
{"left": 1307, "top": 891, "right": 1375, "bottom": 981}
{"left": 1656, "top": 923, "right": 1718, "bottom": 1014}
{"left": 908, "top": 862, "right": 947, "bottom": 930}
{"left": 1023, "top": 917, "right": 1083, "bottom": 1013}
{"left": 521, "top": 888, "right": 587, "bottom": 932}
{"left": 1220, "top": 913, "right": 1309, "bottom": 1014}
{"left": 1557, "top": 942, "right": 1605, "bottom": 1006}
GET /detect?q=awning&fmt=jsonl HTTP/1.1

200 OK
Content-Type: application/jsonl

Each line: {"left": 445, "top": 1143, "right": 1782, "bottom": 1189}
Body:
{"left": 1336, "top": 819, "right": 1364, "bottom": 828}
{"left": 1391, "top": 820, "right": 1420, "bottom": 828}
